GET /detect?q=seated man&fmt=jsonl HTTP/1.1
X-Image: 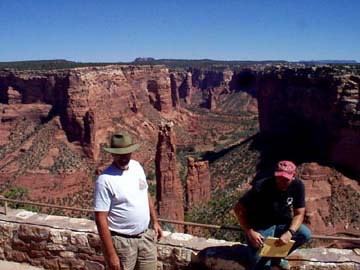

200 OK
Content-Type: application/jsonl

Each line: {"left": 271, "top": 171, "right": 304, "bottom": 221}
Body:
{"left": 234, "top": 160, "right": 311, "bottom": 270}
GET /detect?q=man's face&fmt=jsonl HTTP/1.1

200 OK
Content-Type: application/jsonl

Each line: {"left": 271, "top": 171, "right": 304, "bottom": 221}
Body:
{"left": 275, "top": 175, "right": 294, "bottom": 191}
{"left": 112, "top": 153, "right": 132, "bottom": 169}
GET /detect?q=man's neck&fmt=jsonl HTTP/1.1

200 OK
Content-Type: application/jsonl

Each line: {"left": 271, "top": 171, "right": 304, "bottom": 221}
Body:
{"left": 113, "top": 163, "right": 129, "bottom": 171}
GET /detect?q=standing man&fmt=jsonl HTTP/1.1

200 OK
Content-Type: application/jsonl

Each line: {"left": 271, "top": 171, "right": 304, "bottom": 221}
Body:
{"left": 94, "top": 131, "right": 163, "bottom": 270}
{"left": 234, "top": 160, "right": 311, "bottom": 270}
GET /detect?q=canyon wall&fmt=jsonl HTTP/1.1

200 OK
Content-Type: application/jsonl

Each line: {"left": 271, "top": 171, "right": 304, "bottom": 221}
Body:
{"left": 0, "top": 65, "right": 258, "bottom": 216}
{"left": 0, "top": 66, "right": 258, "bottom": 163}
{"left": 1, "top": 64, "right": 359, "bottom": 241}
{"left": 299, "top": 162, "right": 360, "bottom": 243}
{"left": 257, "top": 67, "right": 360, "bottom": 178}
{"left": 0, "top": 66, "right": 178, "bottom": 161}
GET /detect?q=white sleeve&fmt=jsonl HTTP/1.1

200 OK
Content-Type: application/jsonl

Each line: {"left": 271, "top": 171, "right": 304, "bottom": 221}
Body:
{"left": 140, "top": 164, "right": 147, "bottom": 183}
{"left": 94, "top": 179, "right": 112, "bottom": 212}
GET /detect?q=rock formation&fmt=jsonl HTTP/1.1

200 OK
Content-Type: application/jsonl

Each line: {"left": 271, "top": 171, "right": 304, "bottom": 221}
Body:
{"left": 207, "top": 89, "right": 216, "bottom": 110}
{"left": 299, "top": 162, "right": 360, "bottom": 247}
{"left": 186, "top": 157, "right": 211, "bottom": 210}
{"left": 1, "top": 64, "right": 359, "bottom": 244}
{"left": 169, "top": 73, "right": 180, "bottom": 108}
{"left": 155, "top": 122, "right": 184, "bottom": 231}
{"left": 257, "top": 67, "right": 360, "bottom": 177}
{"left": 0, "top": 64, "right": 259, "bottom": 213}
{"left": 183, "top": 72, "right": 193, "bottom": 104}
{"left": 0, "top": 66, "right": 178, "bottom": 161}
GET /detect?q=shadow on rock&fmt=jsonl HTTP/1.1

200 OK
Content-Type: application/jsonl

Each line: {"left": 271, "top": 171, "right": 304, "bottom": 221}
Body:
{"left": 196, "top": 244, "right": 250, "bottom": 269}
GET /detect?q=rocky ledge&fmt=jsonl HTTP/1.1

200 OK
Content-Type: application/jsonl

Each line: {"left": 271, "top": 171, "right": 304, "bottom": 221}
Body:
{"left": 0, "top": 208, "right": 359, "bottom": 270}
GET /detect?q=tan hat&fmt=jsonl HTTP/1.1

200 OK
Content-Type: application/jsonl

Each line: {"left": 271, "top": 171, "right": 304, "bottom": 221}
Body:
{"left": 103, "top": 131, "right": 139, "bottom": 154}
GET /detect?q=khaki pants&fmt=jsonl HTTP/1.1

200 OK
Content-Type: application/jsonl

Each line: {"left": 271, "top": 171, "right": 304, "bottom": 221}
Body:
{"left": 111, "top": 229, "right": 157, "bottom": 270}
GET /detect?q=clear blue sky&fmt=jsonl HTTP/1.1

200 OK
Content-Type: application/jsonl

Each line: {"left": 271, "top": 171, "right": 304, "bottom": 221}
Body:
{"left": 1, "top": 0, "right": 359, "bottom": 62}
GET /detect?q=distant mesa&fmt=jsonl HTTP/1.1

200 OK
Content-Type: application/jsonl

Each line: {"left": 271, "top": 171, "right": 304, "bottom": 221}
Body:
{"left": 133, "top": 57, "right": 156, "bottom": 62}
{"left": 300, "top": 60, "right": 358, "bottom": 64}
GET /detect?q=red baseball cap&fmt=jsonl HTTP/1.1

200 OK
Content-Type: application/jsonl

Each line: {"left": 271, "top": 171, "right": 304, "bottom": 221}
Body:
{"left": 275, "top": 160, "right": 296, "bottom": 180}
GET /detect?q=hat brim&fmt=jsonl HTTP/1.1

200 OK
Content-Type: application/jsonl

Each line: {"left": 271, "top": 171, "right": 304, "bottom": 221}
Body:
{"left": 275, "top": 171, "right": 294, "bottom": 180}
{"left": 103, "top": 144, "right": 139, "bottom": 154}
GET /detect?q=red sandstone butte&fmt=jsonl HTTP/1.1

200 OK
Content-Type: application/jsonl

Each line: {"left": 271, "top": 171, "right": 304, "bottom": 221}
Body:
{"left": 155, "top": 122, "right": 184, "bottom": 231}
{"left": 300, "top": 162, "right": 360, "bottom": 247}
{"left": 186, "top": 156, "right": 211, "bottom": 209}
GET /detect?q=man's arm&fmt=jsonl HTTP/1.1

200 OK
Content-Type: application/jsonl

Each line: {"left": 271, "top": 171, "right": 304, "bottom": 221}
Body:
{"left": 277, "top": 207, "right": 305, "bottom": 245}
{"left": 234, "top": 202, "right": 264, "bottom": 248}
{"left": 148, "top": 193, "right": 163, "bottom": 240}
{"left": 94, "top": 212, "right": 121, "bottom": 270}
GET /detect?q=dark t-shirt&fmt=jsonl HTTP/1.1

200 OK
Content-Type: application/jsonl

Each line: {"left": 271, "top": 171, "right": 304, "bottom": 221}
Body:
{"left": 239, "top": 177, "right": 305, "bottom": 230}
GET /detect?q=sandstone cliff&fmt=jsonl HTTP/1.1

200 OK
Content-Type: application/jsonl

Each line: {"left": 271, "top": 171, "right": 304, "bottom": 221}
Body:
{"left": 1, "top": 64, "right": 359, "bottom": 243}
{"left": 299, "top": 162, "right": 360, "bottom": 247}
{"left": 0, "top": 65, "right": 258, "bottom": 215}
{"left": 257, "top": 67, "right": 360, "bottom": 177}
{"left": 0, "top": 66, "right": 179, "bottom": 161}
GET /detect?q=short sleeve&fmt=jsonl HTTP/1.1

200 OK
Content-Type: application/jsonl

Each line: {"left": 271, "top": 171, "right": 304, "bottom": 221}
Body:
{"left": 94, "top": 179, "right": 112, "bottom": 212}
{"left": 138, "top": 163, "right": 147, "bottom": 183}
{"left": 293, "top": 180, "right": 305, "bottom": 209}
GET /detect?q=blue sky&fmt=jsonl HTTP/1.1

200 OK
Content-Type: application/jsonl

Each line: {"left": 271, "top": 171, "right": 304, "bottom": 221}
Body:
{"left": 0, "top": 0, "right": 359, "bottom": 62}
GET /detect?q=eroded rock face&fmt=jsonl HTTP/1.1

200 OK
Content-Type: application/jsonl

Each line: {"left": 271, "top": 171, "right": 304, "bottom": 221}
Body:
{"left": 257, "top": 67, "right": 360, "bottom": 177}
{"left": 186, "top": 157, "right": 211, "bottom": 209}
{"left": 1, "top": 65, "right": 359, "bottom": 244}
{"left": 155, "top": 122, "right": 184, "bottom": 231}
{"left": 0, "top": 65, "right": 259, "bottom": 213}
{"left": 64, "top": 65, "right": 176, "bottom": 160}
{"left": 299, "top": 162, "right": 360, "bottom": 247}
{"left": 0, "top": 66, "right": 178, "bottom": 161}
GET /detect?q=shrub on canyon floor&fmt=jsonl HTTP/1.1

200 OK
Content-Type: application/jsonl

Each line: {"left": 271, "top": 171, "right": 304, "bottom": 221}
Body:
{"left": 186, "top": 189, "right": 246, "bottom": 242}
{"left": 4, "top": 186, "right": 39, "bottom": 212}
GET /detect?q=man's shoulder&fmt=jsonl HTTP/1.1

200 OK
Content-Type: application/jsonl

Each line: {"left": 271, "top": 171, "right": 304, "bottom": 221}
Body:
{"left": 100, "top": 164, "right": 117, "bottom": 175}
{"left": 251, "top": 177, "right": 273, "bottom": 191}
{"left": 96, "top": 164, "right": 118, "bottom": 183}
{"left": 129, "top": 159, "right": 141, "bottom": 166}
{"left": 129, "top": 159, "right": 144, "bottom": 171}
{"left": 291, "top": 178, "right": 305, "bottom": 188}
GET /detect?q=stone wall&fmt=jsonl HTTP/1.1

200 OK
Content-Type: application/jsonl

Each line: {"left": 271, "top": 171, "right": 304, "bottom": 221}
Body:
{"left": 0, "top": 209, "right": 359, "bottom": 270}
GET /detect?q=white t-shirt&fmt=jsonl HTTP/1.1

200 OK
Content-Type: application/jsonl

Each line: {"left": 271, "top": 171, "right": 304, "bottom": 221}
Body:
{"left": 94, "top": 160, "right": 150, "bottom": 235}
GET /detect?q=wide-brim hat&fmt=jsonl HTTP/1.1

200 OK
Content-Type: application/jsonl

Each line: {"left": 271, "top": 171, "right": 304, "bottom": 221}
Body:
{"left": 103, "top": 131, "right": 139, "bottom": 154}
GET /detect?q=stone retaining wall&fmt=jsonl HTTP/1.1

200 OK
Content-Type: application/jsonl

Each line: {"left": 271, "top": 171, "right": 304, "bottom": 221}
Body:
{"left": 0, "top": 209, "right": 359, "bottom": 270}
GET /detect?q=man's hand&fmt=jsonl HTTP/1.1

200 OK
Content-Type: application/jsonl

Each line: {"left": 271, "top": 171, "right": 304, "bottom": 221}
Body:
{"left": 275, "top": 231, "right": 292, "bottom": 246}
{"left": 107, "top": 253, "right": 121, "bottom": 270}
{"left": 153, "top": 222, "right": 163, "bottom": 240}
{"left": 247, "top": 229, "right": 264, "bottom": 248}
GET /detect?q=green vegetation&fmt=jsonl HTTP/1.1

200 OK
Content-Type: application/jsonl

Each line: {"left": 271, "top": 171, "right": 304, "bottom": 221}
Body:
{"left": 148, "top": 183, "right": 156, "bottom": 197}
{"left": 4, "top": 187, "right": 39, "bottom": 212}
{"left": 50, "top": 142, "right": 87, "bottom": 174}
{"left": 0, "top": 59, "right": 121, "bottom": 70}
{"left": 185, "top": 136, "right": 261, "bottom": 241}
{"left": 147, "top": 170, "right": 155, "bottom": 181}
{"left": 0, "top": 58, "right": 290, "bottom": 71}
{"left": 186, "top": 189, "right": 245, "bottom": 242}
